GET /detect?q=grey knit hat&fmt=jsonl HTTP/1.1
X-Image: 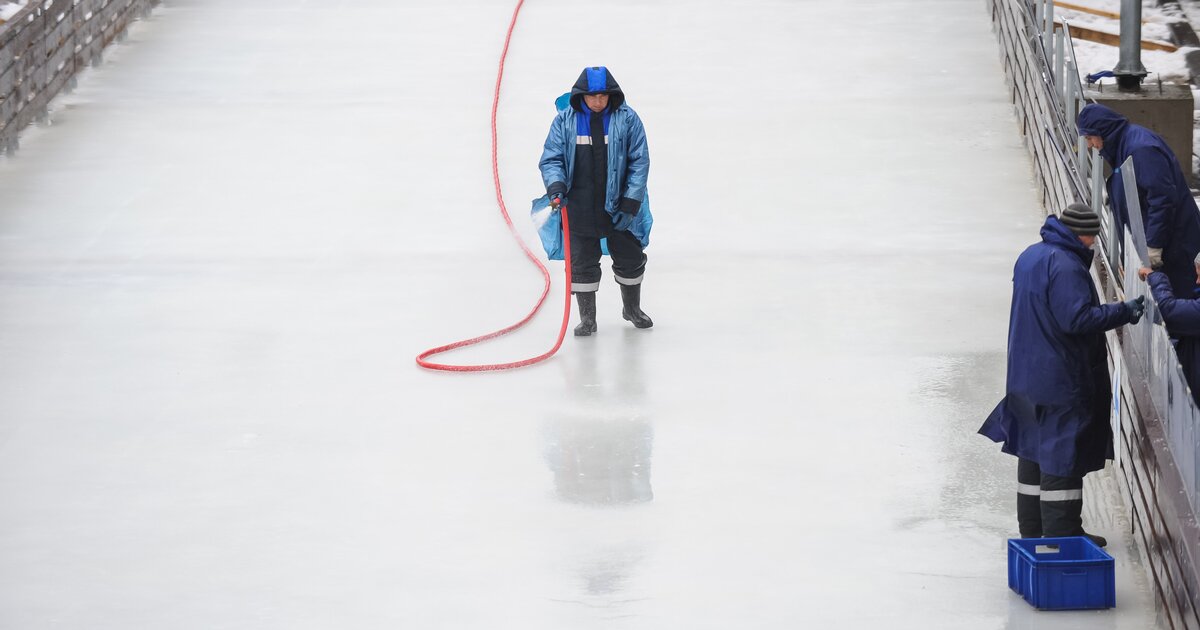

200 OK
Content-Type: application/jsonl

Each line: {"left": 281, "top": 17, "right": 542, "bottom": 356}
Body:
{"left": 1060, "top": 203, "right": 1101, "bottom": 236}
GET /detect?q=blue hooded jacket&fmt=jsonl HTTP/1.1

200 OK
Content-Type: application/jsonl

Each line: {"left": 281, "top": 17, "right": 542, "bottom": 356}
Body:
{"left": 979, "top": 215, "right": 1132, "bottom": 477}
{"left": 1077, "top": 103, "right": 1200, "bottom": 297}
{"left": 531, "top": 67, "right": 652, "bottom": 260}
{"left": 1147, "top": 271, "right": 1200, "bottom": 406}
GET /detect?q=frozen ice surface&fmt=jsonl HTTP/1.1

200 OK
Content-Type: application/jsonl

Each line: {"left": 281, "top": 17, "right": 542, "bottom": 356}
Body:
{"left": 0, "top": 0, "right": 1164, "bottom": 628}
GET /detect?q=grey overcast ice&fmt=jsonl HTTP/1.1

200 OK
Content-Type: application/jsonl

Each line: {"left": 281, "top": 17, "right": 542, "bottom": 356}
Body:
{"left": 0, "top": 0, "right": 1167, "bottom": 628}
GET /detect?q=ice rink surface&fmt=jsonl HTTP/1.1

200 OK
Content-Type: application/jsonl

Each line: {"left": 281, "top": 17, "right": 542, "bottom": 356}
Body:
{"left": 0, "top": 0, "right": 1166, "bottom": 628}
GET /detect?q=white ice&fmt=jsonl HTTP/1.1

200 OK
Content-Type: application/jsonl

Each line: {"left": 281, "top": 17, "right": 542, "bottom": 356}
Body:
{"left": 0, "top": 0, "right": 1164, "bottom": 628}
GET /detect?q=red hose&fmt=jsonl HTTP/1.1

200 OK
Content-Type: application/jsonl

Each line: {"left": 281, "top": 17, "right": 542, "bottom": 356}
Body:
{"left": 415, "top": 0, "right": 572, "bottom": 372}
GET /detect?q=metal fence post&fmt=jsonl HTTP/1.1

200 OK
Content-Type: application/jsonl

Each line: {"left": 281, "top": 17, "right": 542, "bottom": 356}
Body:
{"left": 1044, "top": 0, "right": 1055, "bottom": 64}
{"left": 1115, "top": 0, "right": 1148, "bottom": 88}
{"left": 1065, "top": 61, "right": 1077, "bottom": 122}
{"left": 1055, "top": 27, "right": 1066, "bottom": 94}
{"left": 1077, "top": 134, "right": 1087, "bottom": 179}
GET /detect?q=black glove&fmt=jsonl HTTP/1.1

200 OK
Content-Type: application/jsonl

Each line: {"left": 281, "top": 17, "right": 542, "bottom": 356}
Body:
{"left": 1123, "top": 295, "right": 1146, "bottom": 324}
{"left": 547, "top": 182, "right": 566, "bottom": 209}
{"left": 618, "top": 196, "right": 642, "bottom": 216}
{"left": 613, "top": 212, "right": 635, "bottom": 232}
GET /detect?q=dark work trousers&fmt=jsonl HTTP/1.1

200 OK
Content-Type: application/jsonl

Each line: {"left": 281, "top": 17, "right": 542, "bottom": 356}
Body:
{"left": 1017, "top": 458, "right": 1084, "bottom": 538}
{"left": 569, "top": 229, "right": 647, "bottom": 293}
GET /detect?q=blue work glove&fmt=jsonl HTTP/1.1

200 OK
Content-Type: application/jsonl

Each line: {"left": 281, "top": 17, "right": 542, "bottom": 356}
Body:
{"left": 618, "top": 196, "right": 641, "bottom": 216}
{"left": 1123, "top": 295, "right": 1146, "bottom": 324}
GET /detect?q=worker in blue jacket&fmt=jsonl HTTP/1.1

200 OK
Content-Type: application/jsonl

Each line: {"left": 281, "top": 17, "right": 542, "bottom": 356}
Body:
{"left": 980, "top": 204, "right": 1145, "bottom": 547}
{"left": 1139, "top": 262, "right": 1200, "bottom": 407}
{"left": 538, "top": 67, "right": 653, "bottom": 336}
{"left": 1077, "top": 103, "right": 1200, "bottom": 298}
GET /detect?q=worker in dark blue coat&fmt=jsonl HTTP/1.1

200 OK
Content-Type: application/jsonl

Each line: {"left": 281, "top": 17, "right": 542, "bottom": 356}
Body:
{"left": 1077, "top": 103, "right": 1200, "bottom": 298}
{"left": 1139, "top": 262, "right": 1200, "bottom": 407}
{"left": 980, "top": 204, "right": 1145, "bottom": 546}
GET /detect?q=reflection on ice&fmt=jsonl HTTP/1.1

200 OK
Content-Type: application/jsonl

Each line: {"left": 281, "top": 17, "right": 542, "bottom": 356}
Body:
{"left": 544, "top": 415, "right": 654, "bottom": 506}
{"left": 544, "top": 328, "right": 653, "bottom": 505}
{"left": 541, "top": 331, "right": 655, "bottom": 616}
{"left": 914, "top": 352, "right": 1012, "bottom": 534}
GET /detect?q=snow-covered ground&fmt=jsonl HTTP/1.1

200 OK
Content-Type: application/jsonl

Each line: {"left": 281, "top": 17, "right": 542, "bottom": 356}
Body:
{"left": 0, "top": 0, "right": 1164, "bottom": 628}
{"left": 0, "top": 1, "right": 28, "bottom": 22}
{"left": 1059, "top": 0, "right": 1194, "bottom": 84}
{"left": 1057, "top": 1, "right": 1200, "bottom": 187}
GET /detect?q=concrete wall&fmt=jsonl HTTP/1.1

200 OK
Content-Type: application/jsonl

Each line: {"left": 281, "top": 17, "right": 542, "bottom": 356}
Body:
{"left": 1087, "top": 83, "right": 1196, "bottom": 184}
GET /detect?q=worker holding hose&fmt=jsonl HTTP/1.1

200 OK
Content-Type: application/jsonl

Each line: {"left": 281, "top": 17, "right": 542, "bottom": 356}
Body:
{"left": 538, "top": 66, "right": 653, "bottom": 337}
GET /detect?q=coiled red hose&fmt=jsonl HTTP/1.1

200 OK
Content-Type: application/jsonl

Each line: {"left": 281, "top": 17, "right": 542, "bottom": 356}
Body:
{"left": 415, "top": 0, "right": 572, "bottom": 372}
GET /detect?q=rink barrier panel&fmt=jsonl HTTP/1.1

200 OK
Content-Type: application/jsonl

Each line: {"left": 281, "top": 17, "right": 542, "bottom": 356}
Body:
{"left": 989, "top": 0, "right": 1200, "bottom": 626}
{"left": 0, "top": 0, "right": 158, "bottom": 154}
{"left": 1109, "top": 258, "right": 1200, "bottom": 628}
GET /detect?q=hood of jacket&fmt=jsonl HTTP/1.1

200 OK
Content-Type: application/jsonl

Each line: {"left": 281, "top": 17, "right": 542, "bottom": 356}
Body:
{"left": 1077, "top": 103, "right": 1129, "bottom": 165}
{"left": 569, "top": 66, "right": 625, "bottom": 113}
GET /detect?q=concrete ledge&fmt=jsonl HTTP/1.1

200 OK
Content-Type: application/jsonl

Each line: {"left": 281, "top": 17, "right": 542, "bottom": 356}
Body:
{"left": 1086, "top": 83, "right": 1195, "bottom": 181}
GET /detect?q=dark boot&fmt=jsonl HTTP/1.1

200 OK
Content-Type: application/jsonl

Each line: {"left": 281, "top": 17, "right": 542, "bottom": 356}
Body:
{"left": 1017, "top": 459, "right": 1043, "bottom": 538}
{"left": 574, "top": 292, "right": 597, "bottom": 337}
{"left": 1040, "top": 472, "right": 1084, "bottom": 539}
{"left": 620, "top": 284, "right": 653, "bottom": 329}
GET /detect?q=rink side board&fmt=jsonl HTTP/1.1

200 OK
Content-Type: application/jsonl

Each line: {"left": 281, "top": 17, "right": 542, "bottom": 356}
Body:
{"left": 991, "top": 0, "right": 1200, "bottom": 626}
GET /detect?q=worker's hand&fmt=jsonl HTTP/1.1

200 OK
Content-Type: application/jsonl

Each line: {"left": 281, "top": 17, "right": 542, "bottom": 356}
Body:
{"left": 1123, "top": 295, "right": 1146, "bottom": 324}
{"left": 1149, "top": 247, "right": 1164, "bottom": 269}
{"left": 547, "top": 182, "right": 567, "bottom": 210}
{"left": 1138, "top": 267, "right": 1154, "bottom": 281}
{"left": 612, "top": 211, "right": 635, "bottom": 232}
{"left": 618, "top": 197, "right": 642, "bottom": 216}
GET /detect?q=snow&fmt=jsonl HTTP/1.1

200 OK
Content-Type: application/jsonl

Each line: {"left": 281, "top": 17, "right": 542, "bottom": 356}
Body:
{"left": 1058, "top": 1, "right": 1193, "bottom": 84}
{"left": 0, "top": 0, "right": 27, "bottom": 22}
{"left": 1071, "top": 40, "right": 1194, "bottom": 84}
{"left": 1057, "top": 0, "right": 1195, "bottom": 84}
{"left": 0, "top": 0, "right": 1164, "bottom": 627}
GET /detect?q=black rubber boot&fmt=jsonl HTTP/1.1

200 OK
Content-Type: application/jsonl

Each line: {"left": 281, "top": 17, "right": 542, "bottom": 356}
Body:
{"left": 574, "top": 292, "right": 597, "bottom": 337}
{"left": 620, "top": 284, "right": 653, "bottom": 329}
{"left": 1040, "top": 473, "right": 1084, "bottom": 540}
{"left": 1017, "top": 458, "right": 1043, "bottom": 538}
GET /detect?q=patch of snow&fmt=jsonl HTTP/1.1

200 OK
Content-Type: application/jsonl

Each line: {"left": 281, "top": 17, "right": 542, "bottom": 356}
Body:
{"left": 1058, "top": 1, "right": 1194, "bottom": 85}
{"left": 0, "top": 1, "right": 28, "bottom": 22}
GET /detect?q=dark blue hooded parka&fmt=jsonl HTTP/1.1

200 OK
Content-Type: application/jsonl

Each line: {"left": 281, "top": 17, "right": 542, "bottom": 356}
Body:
{"left": 979, "top": 215, "right": 1133, "bottom": 478}
{"left": 1077, "top": 103, "right": 1200, "bottom": 298}
{"left": 1147, "top": 271, "right": 1200, "bottom": 406}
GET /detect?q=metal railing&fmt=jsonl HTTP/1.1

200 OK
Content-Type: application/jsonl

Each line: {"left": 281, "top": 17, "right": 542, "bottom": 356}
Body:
{"left": 989, "top": 0, "right": 1200, "bottom": 626}
{"left": 0, "top": 0, "right": 157, "bottom": 155}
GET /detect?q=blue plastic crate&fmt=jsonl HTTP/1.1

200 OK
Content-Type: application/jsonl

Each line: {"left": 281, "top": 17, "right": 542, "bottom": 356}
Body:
{"left": 1007, "top": 537, "right": 1115, "bottom": 610}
